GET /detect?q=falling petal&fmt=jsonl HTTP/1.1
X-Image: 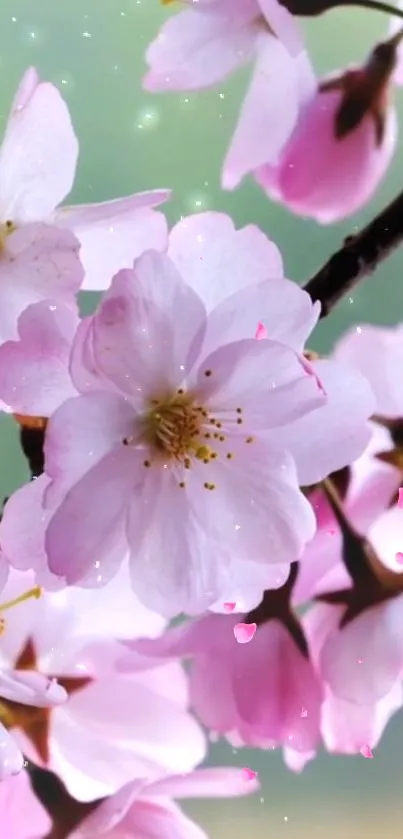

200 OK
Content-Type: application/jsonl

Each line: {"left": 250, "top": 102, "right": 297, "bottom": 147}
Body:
{"left": 398, "top": 488, "right": 403, "bottom": 508}
{"left": 223, "top": 601, "right": 236, "bottom": 612}
{"left": 241, "top": 767, "right": 258, "bottom": 782}
{"left": 396, "top": 552, "right": 403, "bottom": 565}
{"left": 360, "top": 745, "right": 373, "bottom": 759}
{"left": 255, "top": 322, "right": 267, "bottom": 340}
{"left": 234, "top": 622, "right": 257, "bottom": 644}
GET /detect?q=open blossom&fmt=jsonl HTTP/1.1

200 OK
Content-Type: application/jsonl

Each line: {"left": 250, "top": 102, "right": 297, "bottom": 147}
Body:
{"left": 145, "top": 1, "right": 316, "bottom": 189}
{"left": 121, "top": 610, "right": 323, "bottom": 755}
{"left": 256, "top": 37, "right": 399, "bottom": 222}
{"left": 0, "top": 569, "right": 205, "bottom": 800}
{"left": 0, "top": 770, "right": 51, "bottom": 837}
{"left": 0, "top": 67, "right": 169, "bottom": 292}
{"left": 0, "top": 211, "right": 374, "bottom": 614}
{"left": 71, "top": 768, "right": 259, "bottom": 839}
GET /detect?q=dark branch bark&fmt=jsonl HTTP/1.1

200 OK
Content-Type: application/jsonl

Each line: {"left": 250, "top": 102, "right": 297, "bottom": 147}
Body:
{"left": 303, "top": 188, "right": 403, "bottom": 317}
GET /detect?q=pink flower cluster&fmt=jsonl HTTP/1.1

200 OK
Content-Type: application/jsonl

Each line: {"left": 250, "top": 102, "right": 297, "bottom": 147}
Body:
{"left": 1, "top": 0, "right": 403, "bottom": 826}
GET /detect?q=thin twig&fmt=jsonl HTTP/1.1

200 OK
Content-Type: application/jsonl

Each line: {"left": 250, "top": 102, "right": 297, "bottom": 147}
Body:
{"left": 303, "top": 188, "right": 403, "bottom": 317}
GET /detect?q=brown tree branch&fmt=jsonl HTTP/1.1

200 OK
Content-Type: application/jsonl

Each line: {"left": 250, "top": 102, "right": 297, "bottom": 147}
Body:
{"left": 303, "top": 188, "right": 403, "bottom": 317}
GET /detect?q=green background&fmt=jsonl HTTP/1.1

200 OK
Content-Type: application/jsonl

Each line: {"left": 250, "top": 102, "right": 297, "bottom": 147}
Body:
{"left": 1, "top": 1, "right": 403, "bottom": 835}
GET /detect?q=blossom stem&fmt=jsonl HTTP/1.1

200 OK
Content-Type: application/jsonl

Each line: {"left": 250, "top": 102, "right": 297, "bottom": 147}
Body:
{"left": 284, "top": 0, "right": 403, "bottom": 21}
{"left": 304, "top": 188, "right": 403, "bottom": 317}
{"left": 0, "top": 586, "right": 42, "bottom": 613}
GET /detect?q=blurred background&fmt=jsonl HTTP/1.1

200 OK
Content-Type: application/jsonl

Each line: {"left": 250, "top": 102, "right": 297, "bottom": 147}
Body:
{"left": 1, "top": 0, "right": 403, "bottom": 835}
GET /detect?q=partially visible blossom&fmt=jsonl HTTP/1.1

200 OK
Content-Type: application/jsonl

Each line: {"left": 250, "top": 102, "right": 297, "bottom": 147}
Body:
{"left": 0, "top": 300, "right": 79, "bottom": 417}
{"left": 0, "top": 569, "right": 205, "bottom": 801}
{"left": 334, "top": 322, "right": 403, "bottom": 419}
{"left": 0, "top": 769, "right": 51, "bottom": 837}
{"left": 0, "top": 67, "right": 169, "bottom": 291}
{"left": 317, "top": 504, "right": 403, "bottom": 705}
{"left": 0, "top": 223, "right": 82, "bottom": 348}
{"left": 121, "top": 611, "right": 323, "bottom": 756}
{"left": 294, "top": 421, "right": 400, "bottom": 604}
{"left": 144, "top": 1, "right": 315, "bottom": 189}
{"left": 300, "top": 605, "right": 403, "bottom": 763}
{"left": 71, "top": 767, "right": 259, "bottom": 839}
{"left": 256, "top": 37, "right": 399, "bottom": 222}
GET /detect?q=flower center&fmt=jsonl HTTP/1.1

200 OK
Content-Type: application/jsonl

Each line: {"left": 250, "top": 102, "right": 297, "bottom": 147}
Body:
{"left": 140, "top": 390, "right": 216, "bottom": 464}
{"left": 0, "top": 220, "right": 16, "bottom": 254}
{"left": 124, "top": 378, "right": 253, "bottom": 490}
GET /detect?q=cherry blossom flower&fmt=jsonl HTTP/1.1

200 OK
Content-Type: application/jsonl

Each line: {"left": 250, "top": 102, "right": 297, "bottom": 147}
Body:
{"left": 0, "top": 569, "right": 205, "bottom": 801}
{"left": 144, "top": 1, "right": 316, "bottom": 189}
{"left": 0, "top": 769, "right": 51, "bottom": 837}
{"left": 121, "top": 606, "right": 323, "bottom": 755}
{"left": 0, "top": 212, "right": 374, "bottom": 614}
{"left": 71, "top": 767, "right": 259, "bottom": 839}
{"left": 0, "top": 67, "right": 169, "bottom": 292}
{"left": 256, "top": 37, "right": 399, "bottom": 222}
{"left": 0, "top": 582, "right": 68, "bottom": 779}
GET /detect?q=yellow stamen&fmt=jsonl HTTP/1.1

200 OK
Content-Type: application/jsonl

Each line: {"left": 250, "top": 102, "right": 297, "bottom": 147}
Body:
{"left": 0, "top": 586, "right": 42, "bottom": 614}
{"left": 0, "top": 220, "right": 16, "bottom": 255}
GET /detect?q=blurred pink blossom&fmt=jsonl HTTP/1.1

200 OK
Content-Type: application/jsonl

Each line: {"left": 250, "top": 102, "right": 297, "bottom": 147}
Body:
{"left": 144, "top": 0, "right": 315, "bottom": 189}
{"left": 0, "top": 67, "right": 169, "bottom": 292}
{"left": 0, "top": 569, "right": 205, "bottom": 800}
{"left": 256, "top": 40, "right": 399, "bottom": 222}
{"left": 122, "top": 611, "right": 323, "bottom": 755}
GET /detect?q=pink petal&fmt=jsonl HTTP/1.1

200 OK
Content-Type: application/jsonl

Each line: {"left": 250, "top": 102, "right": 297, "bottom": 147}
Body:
{"left": 211, "top": 558, "right": 289, "bottom": 614}
{"left": 54, "top": 192, "right": 170, "bottom": 292}
{"left": 44, "top": 391, "right": 135, "bottom": 506}
{"left": 255, "top": 322, "right": 267, "bottom": 340}
{"left": 0, "top": 769, "right": 51, "bottom": 836}
{"left": 234, "top": 620, "right": 322, "bottom": 752}
{"left": 181, "top": 439, "right": 316, "bottom": 567}
{"left": 222, "top": 35, "right": 304, "bottom": 189}
{"left": 223, "top": 602, "right": 236, "bottom": 612}
{"left": 148, "top": 766, "right": 259, "bottom": 799}
{"left": 196, "top": 338, "right": 325, "bottom": 429}
{"left": 0, "top": 300, "right": 78, "bottom": 415}
{"left": 9, "top": 67, "right": 40, "bottom": 111}
{"left": 360, "top": 744, "right": 374, "bottom": 759}
{"left": 257, "top": 0, "right": 304, "bottom": 56}
{"left": 144, "top": 8, "right": 257, "bottom": 91}
{"left": 234, "top": 622, "right": 257, "bottom": 644}
{"left": 45, "top": 446, "right": 137, "bottom": 585}
{"left": 399, "top": 488, "right": 403, "bottom": 508}
{"left": 266, "top": 358, "right": 374, "bottom": 485}
{"left": 51, "top": 664, "right": 206, "bottom": 802}
{"left": 202, "top": 278, "right": 320, "bottom": 356}
{"left": 0, "top": 73, "right": 78, "bottom": 221}
{"left": 91, "top": 252, "right": 207, "bottom": 398}
{"left": 265, "top": 90, "right": 397, "bottom": 223}
{"left": 0, "top": 223, "right": 83, "bottom": 342}
{"left": 319, "top": 597, "right": 403, "bottom": 703}
{"left": 396, "top": 553, "right": 403, "bottom": 565}
{"left": 0, "top": 475, "right": 63, "bottom": 591}
{"left": 168, "top": 212, "right": 283, "bottom": 313}
{"left": 127, "top": 465, "right": 229, "bottom": 618}
{"left": 0, "top": 725, "right": 24, "bottom": 780}
{"left": 0, "top": 670, "right": 67, "bottom": 707}
{"left": 241, "top": 767, "right": 258, "bottom": 782}
{"left": 335, "top": 323, "right": 403, "bottom": 419}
